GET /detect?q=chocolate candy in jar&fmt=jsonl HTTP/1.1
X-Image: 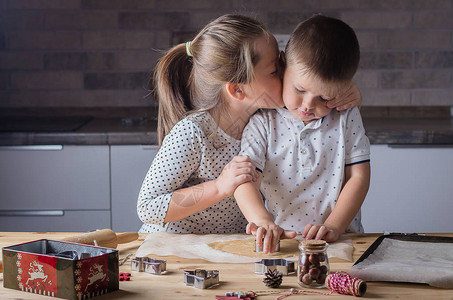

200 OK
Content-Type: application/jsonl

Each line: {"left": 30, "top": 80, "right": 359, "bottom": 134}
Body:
{"left": 297, "top": 239, "right": 329, "bottom": 288}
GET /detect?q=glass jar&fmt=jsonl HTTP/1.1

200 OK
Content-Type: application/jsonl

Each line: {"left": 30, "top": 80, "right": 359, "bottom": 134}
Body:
{"left": 297, "top": 240, "right": 330, "bottom": 288}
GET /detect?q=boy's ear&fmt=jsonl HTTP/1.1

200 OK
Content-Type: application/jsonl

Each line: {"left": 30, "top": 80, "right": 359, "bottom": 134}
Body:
{"left": 225, "top": 82, "right": 245, "bottom": 101}
{"left": 279, "top": 51, "right": 286, "bottom": 67}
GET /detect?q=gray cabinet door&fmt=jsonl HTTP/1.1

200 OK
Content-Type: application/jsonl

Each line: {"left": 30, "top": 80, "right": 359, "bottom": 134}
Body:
{"left": 362, "top": 145, "right": 453, "bottom": 233}
{"left": 0, "top": 210, "right": 111, "bottom": 232}
{"left": 0, "top": 145, "right": 110, "bottom": 231}
{"left": 110, "top": 145, "right": 158, "bottom": 232}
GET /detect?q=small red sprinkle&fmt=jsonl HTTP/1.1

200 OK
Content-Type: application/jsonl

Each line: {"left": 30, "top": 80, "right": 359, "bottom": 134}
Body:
{"left": 119, "top": 272, "right": 131, "bottom": 281}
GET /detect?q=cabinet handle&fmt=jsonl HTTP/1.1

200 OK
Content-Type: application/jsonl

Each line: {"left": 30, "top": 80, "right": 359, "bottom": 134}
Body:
{"left": 0, "top": 210, "right": 65, "bottom": 216}
{"left": 141, "top": 145, "right": 158, "bottom": 150}
{"left": 388, "top": 145, "right": 453, "bottom": 149}
{"left": 0, "top": 145, "right": 63, "bottom": 151}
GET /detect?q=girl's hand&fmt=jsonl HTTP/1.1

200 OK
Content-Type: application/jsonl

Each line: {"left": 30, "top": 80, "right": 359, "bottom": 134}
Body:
{"left": 302, "top": 223, "right": 341, "bottom": 243}
{"left": 246, "top": 222, "right": 297, "bottom": 254}
{"left": 215, "top": 155, "right": 259, "bottom": 198}
{"left": 326, "top": 82, "right": 362, "bottom": 111}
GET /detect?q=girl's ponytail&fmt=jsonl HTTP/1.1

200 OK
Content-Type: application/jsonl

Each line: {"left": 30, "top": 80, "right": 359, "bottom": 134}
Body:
{"left": 152, "top": 43, "right": 193, "bottom": 146}
{"left": 152, "top": 14, "right": 272, "bottom": 146}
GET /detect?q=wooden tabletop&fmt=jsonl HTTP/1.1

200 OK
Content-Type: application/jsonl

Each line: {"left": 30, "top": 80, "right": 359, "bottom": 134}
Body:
{"left": 1, "top": 232, "right": 452, "bottom": 300}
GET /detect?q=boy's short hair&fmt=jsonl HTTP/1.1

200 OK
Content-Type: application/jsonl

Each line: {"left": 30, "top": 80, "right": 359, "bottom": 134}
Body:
{"left": 285, "top": 14, "right": 360, "bottom": 82}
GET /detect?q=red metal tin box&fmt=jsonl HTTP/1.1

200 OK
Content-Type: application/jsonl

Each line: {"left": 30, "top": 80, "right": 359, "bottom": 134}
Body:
{"left": 2, "top": 239, "right": 119, "bottom": 299}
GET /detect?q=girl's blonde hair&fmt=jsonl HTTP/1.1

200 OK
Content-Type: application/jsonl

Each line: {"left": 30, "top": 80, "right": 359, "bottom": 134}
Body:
{"left": 152, "top": 14, "right": 271, "bottom": 146}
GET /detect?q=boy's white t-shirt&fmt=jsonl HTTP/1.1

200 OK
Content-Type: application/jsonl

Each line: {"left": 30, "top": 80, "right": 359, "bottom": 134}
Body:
{"left": 240, "top": 107, "right": 370, "bottom": 233}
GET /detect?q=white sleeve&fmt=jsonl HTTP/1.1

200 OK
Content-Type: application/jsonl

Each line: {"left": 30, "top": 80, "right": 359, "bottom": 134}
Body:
{"left": 239, "top": 111, "right": 269, "bottom": 172}
{"left": 344, "top": 107, "right": 371, "bottom": 165}
{"left": 137, "top": 119, "right": 202, "bottom": 226}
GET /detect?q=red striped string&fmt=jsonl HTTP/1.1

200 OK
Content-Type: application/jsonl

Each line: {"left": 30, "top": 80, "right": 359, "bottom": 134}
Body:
{"left": 326, "top": 271, "right": 367, "bottom": 297}
{"left": 276, "top": 288, "right": 333, "bottom": 299}
{"left": 275, "top": 272, "right": 366, "bottom": 299}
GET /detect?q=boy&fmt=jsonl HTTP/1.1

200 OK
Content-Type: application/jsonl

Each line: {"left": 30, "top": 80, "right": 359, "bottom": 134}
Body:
{"left": 234, "top": 15, "right": 371, "bottom": 253}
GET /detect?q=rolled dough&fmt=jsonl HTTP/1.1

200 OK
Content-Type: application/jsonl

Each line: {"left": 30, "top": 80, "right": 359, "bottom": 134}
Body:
{"left": 135, "top": 233, "right": 353, "bottom": 263}
{"left": 208, "top": 238, "right": 299, "bottom": 258}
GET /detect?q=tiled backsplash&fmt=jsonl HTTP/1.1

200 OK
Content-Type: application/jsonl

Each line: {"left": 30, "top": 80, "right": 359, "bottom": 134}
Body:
{"left": 0, "top": 0, "right": 452, "bottom": 110}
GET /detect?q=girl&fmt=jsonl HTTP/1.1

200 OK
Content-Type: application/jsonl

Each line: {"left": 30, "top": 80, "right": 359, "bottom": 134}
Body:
{"left": 137, "top": 14, "right": 361, "bottom": 233}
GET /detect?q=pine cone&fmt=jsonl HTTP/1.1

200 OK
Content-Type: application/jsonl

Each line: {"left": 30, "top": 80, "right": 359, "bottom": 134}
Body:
{"left": 263, "top": 269, "right": 283, "bottom": 288}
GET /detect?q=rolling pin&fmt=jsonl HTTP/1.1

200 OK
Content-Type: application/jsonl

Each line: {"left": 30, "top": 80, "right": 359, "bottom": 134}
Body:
{"left": 62, "top": 229, "right": 139, "bottom": 249}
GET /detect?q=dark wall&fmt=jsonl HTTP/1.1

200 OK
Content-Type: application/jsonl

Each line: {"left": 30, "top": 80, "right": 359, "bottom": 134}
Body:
{"left": 0, "top": 0, "right": 452, "bottom": 109}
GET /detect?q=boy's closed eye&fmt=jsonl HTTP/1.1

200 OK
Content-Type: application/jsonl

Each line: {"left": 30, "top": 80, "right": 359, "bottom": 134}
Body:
{"left": 293, "top": 84, "right": 334, "bottom": 103}
{"left": 295, "top": 87, "right": 304, "bottom": 94}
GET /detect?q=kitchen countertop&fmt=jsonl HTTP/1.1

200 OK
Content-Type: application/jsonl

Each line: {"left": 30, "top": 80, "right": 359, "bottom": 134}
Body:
{"left": 364, "top": 117, "right": 453, "bottom": 144}
{"left": 1, "top": 232, "right": 453, "bottom": 299}
{"left": 1, "top": 107, "right": 452, "bottom": 146}
{"left": 0, "top": 116, "right": 159, "bottom": 145}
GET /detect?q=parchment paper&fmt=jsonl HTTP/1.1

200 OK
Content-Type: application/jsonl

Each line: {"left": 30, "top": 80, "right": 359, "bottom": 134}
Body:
{"left": 349, "top": 238, "right": 453, "bottom": 288}
{"left": 135, "top": 233, "right": 353, "bottom": 263}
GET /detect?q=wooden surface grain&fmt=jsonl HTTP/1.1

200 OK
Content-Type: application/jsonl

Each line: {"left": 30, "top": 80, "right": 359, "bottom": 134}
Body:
{"left": 1, "top": 232, "right": 453, "bottom": 300}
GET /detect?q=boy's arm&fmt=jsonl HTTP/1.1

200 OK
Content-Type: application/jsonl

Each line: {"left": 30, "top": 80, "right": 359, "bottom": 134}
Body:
{"left": 234, "top": 175, "right": 287, "bottom": 253}
{"left": 234, "top": 174, "right": 275, "bottom": 225}
{"left": 325, "top": 161, "right": 370, "bottom": 231}
{"left": 304, "top": 161, "right": 370, "bottom": 241}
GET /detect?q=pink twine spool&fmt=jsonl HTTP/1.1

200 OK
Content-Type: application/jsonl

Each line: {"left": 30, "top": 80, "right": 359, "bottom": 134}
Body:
{"left": 275, "top": 272, "right": 367, "bottom": 299}
{"left": 326, "top": 271, "right": 367, "bottom": 297}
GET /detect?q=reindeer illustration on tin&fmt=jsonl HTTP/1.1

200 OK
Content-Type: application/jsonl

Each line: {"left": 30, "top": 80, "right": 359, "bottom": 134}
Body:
{"left": 26, "top": 261, "right": 48, "bottom": 285}
{"left": 84, "top": 263, "right": 107, "bottom": 292}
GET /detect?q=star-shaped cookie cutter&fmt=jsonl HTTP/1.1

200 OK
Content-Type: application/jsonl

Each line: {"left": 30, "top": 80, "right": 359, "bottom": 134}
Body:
{"left": 131, "top": 257, "right": 166, "bottom": 275}
{"left": 184, "top": 269, "right": 220, "bottom": 289}
{"left": 254, "top": 258, "right": 295, "bottom": 276}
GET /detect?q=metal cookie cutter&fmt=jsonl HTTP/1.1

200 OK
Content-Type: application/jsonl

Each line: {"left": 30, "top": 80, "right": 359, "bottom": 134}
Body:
{"left": 184, "top": 269, "right": 220, "bottom": 289}
{"left": 254, "top": 258, "right": 295, "bottom": 276}
{"left": 255, "top": 239, "right": 280, "bottom": 252}
{"left": 131, "top": 257, "right": 166, "bottom": 275}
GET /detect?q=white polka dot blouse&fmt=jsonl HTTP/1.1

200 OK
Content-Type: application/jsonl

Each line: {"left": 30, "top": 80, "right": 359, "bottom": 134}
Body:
{"left": 137, "top": 111, "right": 248, "bottom": 233}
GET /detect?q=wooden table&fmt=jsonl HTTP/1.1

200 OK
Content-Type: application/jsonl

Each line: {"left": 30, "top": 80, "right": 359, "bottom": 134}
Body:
{"left": 1, "top": 232, "right": 452, "bottom": 299}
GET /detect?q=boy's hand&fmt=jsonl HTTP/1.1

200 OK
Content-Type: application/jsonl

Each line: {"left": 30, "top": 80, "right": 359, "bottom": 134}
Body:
{"left": 246, "top": 222, "right": 297, "bottom": 254}
{"left": 215, "top": 155, "right": 258, "bottom": 198}
{"left": 326, "top": 82, "right": 362, "bottom": 111}
{"left": 302, "top": 224, "right": 341, "bottom": 243}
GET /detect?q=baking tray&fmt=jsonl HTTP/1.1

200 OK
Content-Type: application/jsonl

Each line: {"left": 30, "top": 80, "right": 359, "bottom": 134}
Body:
{"left": 353, "top": 233, "right": 453, "bottom": 266}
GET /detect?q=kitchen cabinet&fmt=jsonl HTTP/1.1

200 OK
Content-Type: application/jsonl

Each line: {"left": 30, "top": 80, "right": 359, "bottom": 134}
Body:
{"left": 0, "top": 211, "right": 110, "bottom": 232}
{"left": 361, "top": 145, "right": 453, "bottom": 233}
{"left": 3, "top": 142, "right": 451, "bottom": 233}
{"left": 110, "top": 145, "right": 158, "bottom": 232}
{"left": 0, "top": 145, "right": 110, "bottom": 231}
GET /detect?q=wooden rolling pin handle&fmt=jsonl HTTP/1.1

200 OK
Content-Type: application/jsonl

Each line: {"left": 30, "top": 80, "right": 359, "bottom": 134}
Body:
{"left": 116, "top": 232, "right": 139, "bottom": 244}
{"left": 62, "top": 229, "right": 138, "bottom": 249}
{"left": 63, "top": 229, "right": 115, "bottom": 246}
